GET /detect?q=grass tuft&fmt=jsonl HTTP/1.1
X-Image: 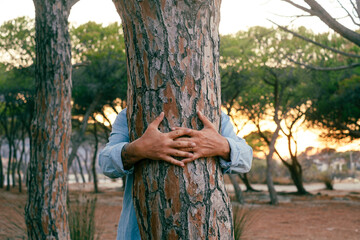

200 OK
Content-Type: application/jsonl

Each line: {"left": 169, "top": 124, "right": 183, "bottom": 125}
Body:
{"left": 233, "top": 204, "right": 255, "bottom": 240}
{"left": 68, "top": 194, "right": 98, "bottom": 240}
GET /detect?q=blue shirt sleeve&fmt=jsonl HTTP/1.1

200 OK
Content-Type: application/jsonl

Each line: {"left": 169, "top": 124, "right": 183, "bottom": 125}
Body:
{"left": 99, "top": 109, "right": 253, "bottom": 178}
{"left": 98, "top": 109, "right": 134, "bottom": 178}
{"left": 219, "top": 112, "right": 253, "bottom": 174}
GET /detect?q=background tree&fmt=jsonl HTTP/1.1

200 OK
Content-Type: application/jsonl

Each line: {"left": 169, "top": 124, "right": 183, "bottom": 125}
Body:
{"left": 68, "top": 21, "right": 127, "bottom": 169}
{"left": 114, "top": 0, "right": 233, "bottom": 238}
{"left": 276, "top": 1, "right": 360, "bottom": 140}
{"left": 25, "top": 0, "right": 79, "bottom": 238}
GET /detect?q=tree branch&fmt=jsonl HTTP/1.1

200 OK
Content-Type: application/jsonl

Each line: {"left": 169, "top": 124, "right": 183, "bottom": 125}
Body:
{"left": 269, "top": 20, "right": 360, "bottom": 58}
{"left": 66, "top": 0, "right": 81, "bottom": 12}
{"left": 288, "top": 58, "right": 360, "bottom": 71}
{"left": 337, "top": 0, "right": 360, "bottom": 26}
{"left": 281, "top": 0, "right": 315, "bottom": 15}
{"left": 299, "top": 0, "right": 360, "bottom": 46}
{"left": 352, "top": 0, "right": 360, "bottom": 19}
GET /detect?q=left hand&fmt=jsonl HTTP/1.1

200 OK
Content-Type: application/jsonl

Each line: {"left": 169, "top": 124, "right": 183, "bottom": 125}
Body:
{"left": 172, "top": 111, "right": 230, "bottom": 164}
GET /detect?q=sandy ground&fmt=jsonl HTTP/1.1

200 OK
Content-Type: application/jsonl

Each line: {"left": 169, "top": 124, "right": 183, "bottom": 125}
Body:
{"left": 1, "top": 182, "right": 360, "bottom": 240}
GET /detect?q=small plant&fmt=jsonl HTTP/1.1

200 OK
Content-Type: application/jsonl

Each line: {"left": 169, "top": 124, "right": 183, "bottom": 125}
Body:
{"left": 68, "top": 194, "right": 98, "bottom": 240}
{"left": 232, "top": 204, "right": 255, "bottom": 240}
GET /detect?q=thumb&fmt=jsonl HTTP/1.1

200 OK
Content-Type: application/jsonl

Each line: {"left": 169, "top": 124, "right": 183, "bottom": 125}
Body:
{"left": 197, "top": 111, "right": 214, "bottom": 128}
{"left": 150, "top": 112, "right": 164, "bottom": 128}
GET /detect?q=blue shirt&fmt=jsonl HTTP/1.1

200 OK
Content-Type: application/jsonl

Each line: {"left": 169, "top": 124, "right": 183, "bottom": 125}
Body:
{"left": 99, "top": 109, "right": 253, "bottom": 240}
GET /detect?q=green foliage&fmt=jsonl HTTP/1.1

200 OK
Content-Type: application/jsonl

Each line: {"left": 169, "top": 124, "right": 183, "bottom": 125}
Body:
{"left": 68, "top": 194, "right": 99, "bottom": 240}
{"left": 244, "top": 131, "right": 271, "bottom": 153}
{"left": 307, "top": 73, "right": 360, "bottom": 139}
{"left": 0, "top": 17, "right": 35, "bottom": 68}
{"left": 71, "top": 22, "right": 127, "bottom": 117}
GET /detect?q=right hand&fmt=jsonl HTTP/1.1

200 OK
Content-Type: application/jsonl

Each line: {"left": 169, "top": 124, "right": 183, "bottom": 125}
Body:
{"left": 122, "top": 112, "right": 196, "bottom": 168}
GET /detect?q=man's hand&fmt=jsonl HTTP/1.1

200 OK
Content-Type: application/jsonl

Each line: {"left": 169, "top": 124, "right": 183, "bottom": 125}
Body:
{"left": 122, "top": 112, "right": 196, "bottom": 169}
{"left": 173, "top": 111, "right": 230, "bottom": 164}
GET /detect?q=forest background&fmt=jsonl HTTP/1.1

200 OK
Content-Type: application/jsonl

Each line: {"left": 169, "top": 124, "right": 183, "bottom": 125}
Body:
{"left": 0, "top": 0, "right": 359, "bottom": 239}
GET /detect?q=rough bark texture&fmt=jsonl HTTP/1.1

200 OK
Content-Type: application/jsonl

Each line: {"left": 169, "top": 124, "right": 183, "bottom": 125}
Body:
{"left": 25, "top": 0, "right": 78, "bottom": 238}
{"left": 113, "top": 0, "right": 233, "bottom": 239}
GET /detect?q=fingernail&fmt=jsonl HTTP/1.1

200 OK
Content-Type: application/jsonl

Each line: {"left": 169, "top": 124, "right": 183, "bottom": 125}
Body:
{"left": 190, "top": 143, "right": 196, "bottom": 147}
{"left": 171, "top": 127, "right": 176, "bottom": 131}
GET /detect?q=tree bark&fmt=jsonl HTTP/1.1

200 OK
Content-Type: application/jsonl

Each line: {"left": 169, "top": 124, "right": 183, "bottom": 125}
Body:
{"left": 25, "top": 0, "right": 78, "bottom": 238}
{"left": 113, "top": 0, "right": 233, "bottom": 239}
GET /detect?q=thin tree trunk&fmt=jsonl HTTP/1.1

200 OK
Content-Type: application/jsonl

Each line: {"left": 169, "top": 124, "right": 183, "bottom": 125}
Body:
{"left": 76, "top": 155, "right": 86, "bottom": 183}
{"left": 72, "top": 166, "right": 79, "bottom": 183}
{"left": 67, "top": 93, "right": 103, "bottom": 168}
{"left": 228, "top": 174, "right": 244, "bottom": 204}
{"left": 25, "top": 0, "right": 79, "bottom": 238}
{"left": 12, "top": 142, "right": 17, "bottom": 188}
{"left": 265, "top": 126, "right": 280, "bottom": 205}
{"left": 288, "top": 160, "right": 307, "bottom": 194}
{"left": 83, "top": 149, "right": 92, "bottom": 182}
{"left": 114, "top": 0, "right": 233, "bottom": 238}
{"left": 6, "top": 141, "right": 12, "bottom": 191}
{"left": 0, "top": 142, "right": 3, "bottom": 188}
{"left": 18, "top": 129, "right": 26, "bottom": 193}
{"left": 91, "top": 122, "right": 99, "bottom": 193}
{"left": 239, "top": 173, "right": 258, "bottom": 192}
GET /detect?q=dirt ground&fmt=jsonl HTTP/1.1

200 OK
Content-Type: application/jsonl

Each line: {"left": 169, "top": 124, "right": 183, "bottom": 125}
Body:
{"left": 1, "top": 184, "right": 360, "bottom": 240}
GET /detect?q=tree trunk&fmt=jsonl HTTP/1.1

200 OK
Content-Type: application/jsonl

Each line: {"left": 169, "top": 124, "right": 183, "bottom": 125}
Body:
{"left": 114, "top": 0, "right": 233, "bottom": 239}
{"left": 265, "top": 125, "right": 280, "bottom": 205}
{"left": 0, "top": 142, "right": 3, "bottom": 188}
{"left": 239, "top": 173, "right": 258, "bottom": 192}
{"left": 76, "top": 155, "right": 86, "bottom": 183}
{"left": 17, "top": 129, "right": 26, "bottom": 193}
{"left": 12, "top": 142, "right": 17, "bottom": 188}
{"left": 6, "top": 142, "right": 12, "bottom": 191}
{"left": 288, "top": 159, "right": 307, "bottom": 194}
{"left": 91, "top": 122, "right": 99, "bottom": 193}
{"left": 72, "top": 166, "right": 79, "bottom": 183}
{"left": 67, "top": 93, "right": 103, "bottom": 168}
{"left": 25, "top": 0, "right": 78, "bottom": 238}
{"left": 228, "top": 174, "right": 244, "bottom": 204}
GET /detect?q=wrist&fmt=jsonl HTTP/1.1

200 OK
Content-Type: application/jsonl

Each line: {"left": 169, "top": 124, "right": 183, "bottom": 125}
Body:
{"left": 122, "top": 140, "right": 143, "bottom": 170}
{"left": 218, "top": 136, "right": 230, "bottom": 161}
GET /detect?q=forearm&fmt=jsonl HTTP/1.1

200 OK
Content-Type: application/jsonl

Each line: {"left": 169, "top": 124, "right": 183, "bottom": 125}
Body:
{"left": 121, "top": 140, "right": 144, "bottom": 170}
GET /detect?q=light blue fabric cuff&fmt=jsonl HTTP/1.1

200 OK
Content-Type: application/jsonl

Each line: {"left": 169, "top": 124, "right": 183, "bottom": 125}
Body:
{"left": 219, "top": 137, "right": 252, "bottom": 174}
{"left": 99, "top": 142, "right": 134, "bottom": 178}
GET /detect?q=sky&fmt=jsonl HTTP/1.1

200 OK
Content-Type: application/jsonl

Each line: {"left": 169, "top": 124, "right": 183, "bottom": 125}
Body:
{"left": 0, "top": 0, "right": 355, "bottom": 34}
{"left": 1, "top": 0, "right": 359, "bottom": 154}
